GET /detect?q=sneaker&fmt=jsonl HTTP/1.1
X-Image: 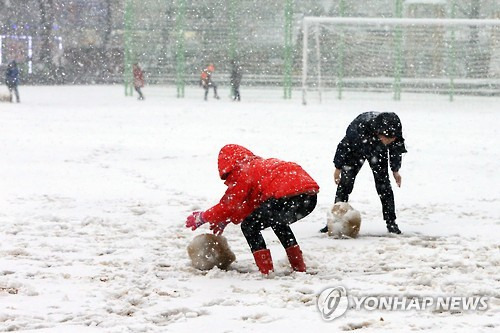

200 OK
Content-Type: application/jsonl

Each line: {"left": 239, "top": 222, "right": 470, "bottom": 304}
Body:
{"left": 386, "top": 221, "right": 401, "bottom": 234}
{"left": 319, "top": 225, "right": 329, "bottom": 233}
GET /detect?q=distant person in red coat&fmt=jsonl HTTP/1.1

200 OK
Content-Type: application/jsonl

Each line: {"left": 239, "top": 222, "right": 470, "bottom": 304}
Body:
{"left": 200, "top": 63, "right": 219, "bottom": 101}
{"left": 186, "top": 144, "right": 319, "bottom": 274}
{"left": 133, "top": 63, "right": 145, "bottom": 100}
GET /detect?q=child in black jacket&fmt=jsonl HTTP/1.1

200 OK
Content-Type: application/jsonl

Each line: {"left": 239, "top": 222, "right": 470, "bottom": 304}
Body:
{"left": 321, "top": 112, "right": 407, "bottom": 234}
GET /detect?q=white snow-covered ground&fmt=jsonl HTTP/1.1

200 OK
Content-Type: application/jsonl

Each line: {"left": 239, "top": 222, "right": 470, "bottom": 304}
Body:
{"left": 0, "top": 85, "right": 499, "bottom": 332}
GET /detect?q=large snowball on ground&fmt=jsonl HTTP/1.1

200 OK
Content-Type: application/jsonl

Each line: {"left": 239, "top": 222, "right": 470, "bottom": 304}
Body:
{"left": 0, "top": 94, "right": 12, "bottom": 102}
{"left": 187, "top": 234, "right": 236, "bottom": 270}
{"left": 327, "top": 202, "right": 361, "bottom": 238}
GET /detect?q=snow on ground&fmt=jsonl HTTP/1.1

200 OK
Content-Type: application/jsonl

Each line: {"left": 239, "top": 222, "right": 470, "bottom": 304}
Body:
{"left": 0, "top": 85, "right": 498, "bottom": 332}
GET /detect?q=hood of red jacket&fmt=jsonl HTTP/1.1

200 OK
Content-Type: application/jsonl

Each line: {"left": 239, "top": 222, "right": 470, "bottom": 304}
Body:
{"left": 218, "top": 144, "right": 256, "bottom": 180}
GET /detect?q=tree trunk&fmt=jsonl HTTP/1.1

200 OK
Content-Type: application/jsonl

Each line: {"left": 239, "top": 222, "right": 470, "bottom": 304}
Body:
{"left": 38, "top": 0, "right": 56, "bottom": 83}
{"left": 103, "top": 0, "right": 112, "bottom": 47}
{"left": 466, "top": 0, "right": 481, "bottom": 78}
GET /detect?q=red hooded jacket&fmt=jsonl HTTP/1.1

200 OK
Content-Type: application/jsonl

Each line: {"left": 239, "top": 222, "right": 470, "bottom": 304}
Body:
{"left": 202, "top": 145, "right": 319, "bottom": 225}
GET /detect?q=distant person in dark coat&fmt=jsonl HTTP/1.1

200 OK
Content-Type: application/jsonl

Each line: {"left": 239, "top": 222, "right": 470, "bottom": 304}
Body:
{"left": 320, "top": 112, "right": 407, "bottom": 234}
{"left": 230, "top": 60, "right": 242, "bottom": 101}
{"left": 133, "top": 63, "right": 145, "bottom": 100}
{"left": 5, "top": 61, "right": 20, "bottom": 103}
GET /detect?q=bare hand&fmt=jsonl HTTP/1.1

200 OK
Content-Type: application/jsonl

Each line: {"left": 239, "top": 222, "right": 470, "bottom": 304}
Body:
{"left": 334, "top": 168, "right": 341, "bottom": 185}
{"left": 393, "top": 171, "right": 402, "bottom": 187}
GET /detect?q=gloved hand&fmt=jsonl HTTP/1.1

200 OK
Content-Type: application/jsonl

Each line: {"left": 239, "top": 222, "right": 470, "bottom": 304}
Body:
{"left": 186, "top": 211, "right": 206, "bottom": 231}
{"left": 210, "top": 221, "right": 229, "bottom": 236}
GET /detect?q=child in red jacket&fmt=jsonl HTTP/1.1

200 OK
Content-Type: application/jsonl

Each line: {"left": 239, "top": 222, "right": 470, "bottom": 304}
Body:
{"left": 133, "top": 63, "right": 145, "bottom": 100}
{"left": 185, "top": 144, "right": 319, "bottom": 274}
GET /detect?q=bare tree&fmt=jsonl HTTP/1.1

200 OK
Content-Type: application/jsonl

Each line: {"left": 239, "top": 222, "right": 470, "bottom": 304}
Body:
{"left": 103, "top": 0, "right": 113, "bottom": 47}
{"left": 38, "top": 0, "right": 56, "bottom": 83}
{"left": 466, "top": 0, "right": 481, "bottom": 78}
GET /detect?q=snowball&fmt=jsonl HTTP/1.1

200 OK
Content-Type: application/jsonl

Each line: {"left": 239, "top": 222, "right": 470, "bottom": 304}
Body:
{"left": 187, "top": 234, "right": 236, "bottom": 271}
{"left": 327, "top": 202, "right": 362, "bottom": 238}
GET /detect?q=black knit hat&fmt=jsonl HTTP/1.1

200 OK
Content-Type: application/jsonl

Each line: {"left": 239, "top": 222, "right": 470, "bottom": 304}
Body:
{"left": 373, "top": 112, "right": 402, "bottom": 138}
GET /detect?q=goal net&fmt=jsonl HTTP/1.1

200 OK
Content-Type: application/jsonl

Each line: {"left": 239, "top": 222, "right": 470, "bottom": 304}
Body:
{"left": 301, "top": 17, "right": 500, "bottom": 104}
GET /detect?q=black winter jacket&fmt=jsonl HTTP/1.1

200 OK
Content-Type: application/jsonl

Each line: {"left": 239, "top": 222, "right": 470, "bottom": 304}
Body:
{"left": 230, "top": 65, "right": 242, "bottom": 86}
{"left": 334, "top": 112, "right": 407, "bottom": 172}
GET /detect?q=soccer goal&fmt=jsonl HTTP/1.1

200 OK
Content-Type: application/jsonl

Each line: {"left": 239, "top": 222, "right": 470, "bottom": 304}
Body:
{"left": 301, "top": 17, "right": 500, "bottom": 104}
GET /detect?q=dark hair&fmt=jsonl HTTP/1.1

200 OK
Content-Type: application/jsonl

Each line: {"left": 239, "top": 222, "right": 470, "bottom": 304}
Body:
{"left": 373, "top": 112, "right": 402, "bottom": 138}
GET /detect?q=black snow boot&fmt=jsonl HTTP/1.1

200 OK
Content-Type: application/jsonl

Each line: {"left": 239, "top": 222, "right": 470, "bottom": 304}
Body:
{"left": 319, "top": 225, "right": 329, "bottom": 233}
{"left": 386, "top": 220, "right": 401, "bottom": 234}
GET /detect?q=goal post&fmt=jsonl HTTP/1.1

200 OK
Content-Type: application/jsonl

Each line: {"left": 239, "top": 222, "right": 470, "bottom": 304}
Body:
{"left": 301, "top": 17, "right": 500, "bottom": 104}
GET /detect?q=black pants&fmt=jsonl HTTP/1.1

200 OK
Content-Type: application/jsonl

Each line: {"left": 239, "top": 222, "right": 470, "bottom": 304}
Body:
{"left": 241, "top": 193, "right": 317, "bottom": 252}
{"left": 134, "top": 86, "right": 144, "bottom": 99}
{"left": 336, "top": 152, "right": 396, "bottom": 222}
{"left": 232, "top": 85, "right": 240, "bottom": 101}
{"left": 203, "top": 82, "right": 218, "bottom": 100}
{"left": 7, "top": 84, "right": 20, "bottom": 103}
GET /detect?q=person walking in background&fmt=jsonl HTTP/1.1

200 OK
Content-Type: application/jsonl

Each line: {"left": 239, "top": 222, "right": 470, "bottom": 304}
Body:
{"left": 320, "top": 112, "right": 407, "bottom": 234}
{"left": 186, "top": 144, "right": 319, "bottom": 275}
{"left": 5, "top": 61, "right": 20, "bottom": 103}
{"left": 200, "top": 63, "right": 219, "bottom": 101}
{"left": 230, "top": 60, "right": 242, "bottom": 101}
{"left": 132, "top": 63, "right": 145, "bottom": 100}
